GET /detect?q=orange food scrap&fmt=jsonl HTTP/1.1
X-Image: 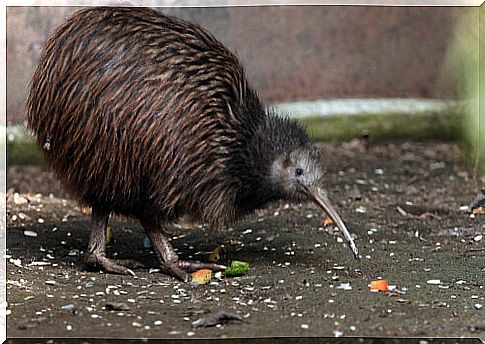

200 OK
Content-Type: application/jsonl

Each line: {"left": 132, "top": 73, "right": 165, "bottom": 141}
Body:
{"left": 369, "top": 279, "right": 389, "bottom": 292}
{"left": 322, "top": 217, "right": 334, "bottom": 226}
{"left": 472, "top": 207, "right": 484, "bottom": 215}
{"left": 191, "top": 269, "right": 212, "bottom": 285}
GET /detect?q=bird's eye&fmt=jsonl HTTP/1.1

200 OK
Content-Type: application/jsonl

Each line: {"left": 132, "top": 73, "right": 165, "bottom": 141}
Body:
{"left": 295, "top": 168, "right": 303, "bottom": 176}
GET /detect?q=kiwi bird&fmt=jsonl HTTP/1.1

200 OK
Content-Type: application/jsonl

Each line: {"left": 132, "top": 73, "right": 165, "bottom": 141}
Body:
{"left": 27, "top": 7, "right": 357, "bottom": 282}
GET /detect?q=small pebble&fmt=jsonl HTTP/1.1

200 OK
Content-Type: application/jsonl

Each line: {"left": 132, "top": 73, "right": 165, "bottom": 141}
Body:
{"left": 426, "top": 279, "right": 441, "bottom": 285}
{"left": 301, "top": 324, "right": 309, "bottom": 329}
{"left": 475, "top": 304, "right": 483, "bottom": 310}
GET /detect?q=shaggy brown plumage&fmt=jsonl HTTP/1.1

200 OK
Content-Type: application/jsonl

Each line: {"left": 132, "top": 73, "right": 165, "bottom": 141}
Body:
{"left": 27, "top": 7, "right": 354, "bottom": 282}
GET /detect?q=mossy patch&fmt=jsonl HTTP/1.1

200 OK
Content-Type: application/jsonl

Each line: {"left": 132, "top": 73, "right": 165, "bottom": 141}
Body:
{"left": 301, "top": 110, "right": 461, "bottom": 143}
{"left": 7, "top": 133, "right": 42, "bottom": 165}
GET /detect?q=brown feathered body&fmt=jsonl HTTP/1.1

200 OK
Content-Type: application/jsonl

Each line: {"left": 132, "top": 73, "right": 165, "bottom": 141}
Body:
{"left": 28, "top": 7, "right": 313, "bottom": 227}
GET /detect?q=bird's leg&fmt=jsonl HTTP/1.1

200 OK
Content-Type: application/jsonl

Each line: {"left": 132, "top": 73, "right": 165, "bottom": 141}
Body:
{"left": 84, "top": 208, "right": 143, "bottom": 276}
{"left": 143, "top": 222, "right": 226, "bottom": 282}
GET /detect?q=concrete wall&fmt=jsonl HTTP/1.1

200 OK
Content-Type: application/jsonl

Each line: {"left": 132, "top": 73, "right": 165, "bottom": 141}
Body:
{"left": 6, "top": 6, "right": 468, "bottom": 124}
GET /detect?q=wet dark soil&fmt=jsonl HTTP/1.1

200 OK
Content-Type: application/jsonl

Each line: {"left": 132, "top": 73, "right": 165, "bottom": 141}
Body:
{"left": 6, "top": 141, "right": 485, "bottom": 339}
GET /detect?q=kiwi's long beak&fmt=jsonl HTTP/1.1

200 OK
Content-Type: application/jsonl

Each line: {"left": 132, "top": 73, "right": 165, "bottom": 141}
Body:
{"left": 302, "top": 185, "right": 359, "bottom": 258}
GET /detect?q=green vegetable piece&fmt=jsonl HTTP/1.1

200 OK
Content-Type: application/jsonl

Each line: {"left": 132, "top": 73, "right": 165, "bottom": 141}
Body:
{"left": 224, "top": 260, "right": 250, "bottom": 277}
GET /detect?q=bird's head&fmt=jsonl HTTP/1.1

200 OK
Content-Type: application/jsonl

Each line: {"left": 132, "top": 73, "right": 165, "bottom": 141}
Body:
{"left": 260, "top": 114, "right": 359, "bottom": 258}
{"left": 270, "top": 146, "right": 323, "bottom": 202}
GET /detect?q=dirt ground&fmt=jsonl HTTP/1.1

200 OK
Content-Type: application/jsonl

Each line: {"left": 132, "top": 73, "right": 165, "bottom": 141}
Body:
{"left": 5, "top": 140, "right": 485, "bottom": 340}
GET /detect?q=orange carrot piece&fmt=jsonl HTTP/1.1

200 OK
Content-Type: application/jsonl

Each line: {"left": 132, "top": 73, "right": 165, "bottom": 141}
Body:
{"left": 369, "top": 279, "right": 389, "bottom": 292}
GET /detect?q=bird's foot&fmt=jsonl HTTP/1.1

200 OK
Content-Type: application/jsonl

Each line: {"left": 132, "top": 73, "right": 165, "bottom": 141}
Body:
{"left": 142, "top": 221, "right": 226, "bottom": 283}
{"left": 84, "top": 252, "right": 144, "bottom": 276}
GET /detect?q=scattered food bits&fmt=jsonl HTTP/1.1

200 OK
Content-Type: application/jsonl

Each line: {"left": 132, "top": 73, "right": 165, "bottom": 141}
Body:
{"left": 336, "top": 283, "right": 352, "bottom": 291}
{"left": 208, "top": 246, "right": 225, "bottom": 263}
{"left": 225, "top": 260, "right": 250, "bottom": 277}
{"left": 191, "top": 269, "right": 212, "bottom": 285}
{"left": 322, "top": 217, "right": 334, "bottom": 226}
{"left": 369, "top": 279, "right": 389, "bottom": 292}
{"left": 333, "top": 330, "right": 344, "bottom": 337}
{"left": 23, "top": 230, "right": 38, "bottom": 238}
{"left": 472, "top": 207, "right": 484, "bottom": 215}
{"left": 396, "top": 206, "right": 407, "bottom": 216}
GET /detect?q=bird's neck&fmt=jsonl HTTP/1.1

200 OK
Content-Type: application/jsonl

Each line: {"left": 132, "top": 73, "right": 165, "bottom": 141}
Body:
{"left": 233, "top": 115, "right": 288, "bottom": 214}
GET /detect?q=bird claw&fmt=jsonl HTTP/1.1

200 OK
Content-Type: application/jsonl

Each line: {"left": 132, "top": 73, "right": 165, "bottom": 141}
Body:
{"left": 84, "top": 253, "right": 140, "bottom": 276}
